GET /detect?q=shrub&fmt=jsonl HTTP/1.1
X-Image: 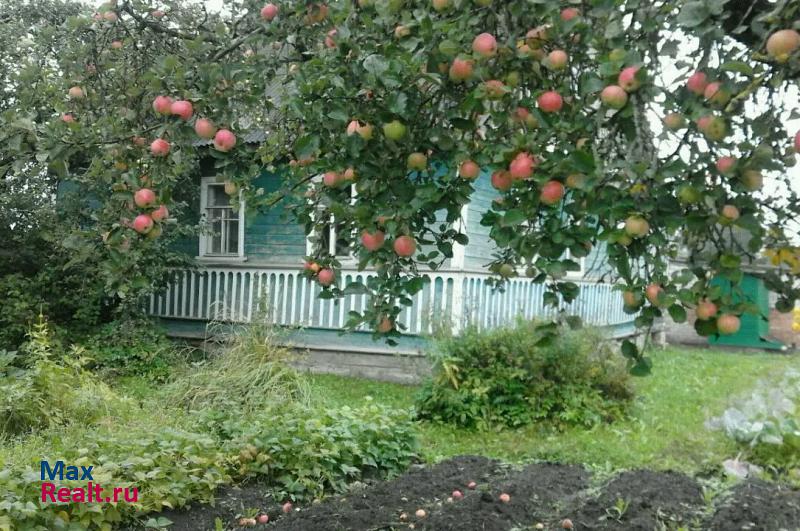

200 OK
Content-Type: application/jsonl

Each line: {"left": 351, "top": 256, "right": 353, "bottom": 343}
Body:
{"left": 224, "top": 402, "right": 419, "bottom": 501}
{"left": 0, "top": 316, "right": 132, "bottom": 436}
{"left": 169, "top": 320, "right": 309, "bottom": 412}
{"left": 415, "top": 321, "right": 633, "bottom": 429}
{"left": 82, "top": 317, "right": 189, "bottom": 382}
{"left": 706, "top": 370, "right": 800, "bottom": 471}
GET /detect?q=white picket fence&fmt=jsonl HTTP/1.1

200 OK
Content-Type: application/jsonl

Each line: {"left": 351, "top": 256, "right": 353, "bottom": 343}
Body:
{"left": 147, "top": 266, "right": 630, "bottom": 334}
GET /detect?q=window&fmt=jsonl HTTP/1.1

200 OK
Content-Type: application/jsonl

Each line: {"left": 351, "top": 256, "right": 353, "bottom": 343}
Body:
{"left": 564, "top": 249, "right": 586, "bottom": 278}
{"left": 200, "top": 176, "right": 245, "bottom": 258}
{"left": 306, "top": 180, "right": 356, "bottom": 259}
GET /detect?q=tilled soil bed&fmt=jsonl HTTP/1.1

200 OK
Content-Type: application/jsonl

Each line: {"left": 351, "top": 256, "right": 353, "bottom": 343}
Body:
{"left": 147, "top": 456, "right": 800, "bottom": 530}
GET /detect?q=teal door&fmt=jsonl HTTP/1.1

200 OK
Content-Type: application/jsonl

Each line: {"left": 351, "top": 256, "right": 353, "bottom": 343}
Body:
{"left": 708, "top": 274, "right": 783, "bottom": 350}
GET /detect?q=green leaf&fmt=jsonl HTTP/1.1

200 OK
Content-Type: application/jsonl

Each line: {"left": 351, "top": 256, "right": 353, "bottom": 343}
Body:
{"left": 621, "top": 339, "right": 638, "bottom": 360}
{"left": 501, "top": 209, "right": 527, "bottom": 227}
{"left": 668, "top": 304, "right": 687, "bottom": 323}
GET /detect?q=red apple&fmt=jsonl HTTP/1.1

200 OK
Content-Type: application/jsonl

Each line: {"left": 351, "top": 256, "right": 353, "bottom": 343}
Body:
{"left": 645, "top": 283, "right": 663, "bottom": 306}
{"left": 151, "top": 9, "right": 165, "bottom": 18}
{"left": 170, "top": 100, "right": 193, "bottom": 120}
{"left": 376, "top": 317, "right": 393, "bottom": 333}
{"left": 663, "top": 112, "right": 685, "bottom": 130}
{"left": 696, "top": 299, "right": 718, "bottom": 320}
{"left": 68, "top": 86, "right": 84, "bottom": 99}
{"left": 132, "top": 136, "right": 146, "bottom": 146}
{"left": 343, "top": 167, "right": 357, "bottom": 180}
{"left": 479, "top": 80, "right": 505, "bottom": 100}
{"left": 150, "top": 138, "right": 170, "bottom": 157}
{"left": 323, "top": 171, "right": 341, "bottom": 187}
{"left": 704, "top": 82, "right": 730, "bottom": 106}
{"left": 472, "top": 32, "right": 497, "bottom": 57}
{"left": 717, "top": 314, "right": 741, "bottom": 335}
{"left": 696, "top": 115, "right": 727, "bottom": 141}
{"left": 499, "top": 493, "right": 511, "bottom": 503}
{"left": 561, "top": 519, "right": 574, "bottom": 530}
{"left": 491, "top": 170, "right": 513, "bottom": 191}
{"left": 346, "top": 120, "right": 361, "bottom": 135}
{"left": 766, "top": 29, "right": 800, "bottom": 61}
{"left": 509, "top": 152, "right": 535, "bottom": 180}
{"left": 538, "top": 90, "right": 563, "bottom": 112}
{"left": 325, "top": 28, "right": 337, "bottom": 48}
{"left": 151, "top": 205, "right": 169, "bottom": 222}
{"left": 415, "top": 508, "right": 427, "bottom": 518}
{"left": 561, "top": 7, "right": 579, "bottom": 21}
{"left": 721, "top": 204, "right": 740, "bottom": 221}
{"left": 449, "top": 58, "right": 473, "bottom": 82}
{"left": 546, "top": 49, "right": 568, "bottom": 70}
{"left": 394, "top": 25, "right": 410, "bottom": 38}
{"left": 686, "top": 71, "right": 707, "bottom": 95}
{"left": 152, "top": 95, "right": 173, "bottom": 115}
{"left": 282, "top": 501, "right": 293, "bottom": 514}
{"left": 467, "top": 481, "right": 477, "bottom": 489}
{"left": 134, "top": 188, "right": 156, "bottom": 208}
{"left": 622, "top": 290, "right": 640, "bottom": 308}
{"left": 133, "top": 214, "right": 154, "bottom": 234}
{"left": 361, "top": 230, "right": 385, "bottom": 251}
{"left": 393, "top": 235, "right": 416, "bottom": 257}
{"left": 214, "top": 129, "right": 237, "bottom": 152}
{"left": 601, "top": 85, "right": 628, "bottom": 109}
{"left": 624, "top": 215, "right": 649, "bottom": 237}
{"left": 111, "top": 40, "right": 123, "bottom": 49}
{"left": 407, "top": 152, "right": 428, "bottom": 171}
{"left": 618, "top": 66, "right": 641, "bottom": 92}
{"left": 460, "top": 160, "right": 480, "bottom": 180}
{"left": 256, "top": 514, "right": 269, "bottom": 524}
{"left": 260, "top": 3, "right": 279, "bottom": 20}
{"left": 194, "top": 118, "right": 217, "bottom": 139}
{"left": 61, "top": 113, "right": 75, "bottom": 123}
{"left": 540, "top": 180, "right": 565, "bottom": 205}
{"left": 716, "top": 156, "right": 737, "bottom": 174}
{"left": 795, "top": 131, "right": 800, "bottom": 152}
{"left": 318, "top": 269, "right": 335, "bottom": 286}
{"left": 452, "top": 490, "right": 463, "bottom": 500}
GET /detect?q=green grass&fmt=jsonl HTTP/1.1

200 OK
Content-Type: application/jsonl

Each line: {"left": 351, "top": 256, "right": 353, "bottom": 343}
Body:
{"left": 309, "top": 346, "right": 800, "bottom": 473}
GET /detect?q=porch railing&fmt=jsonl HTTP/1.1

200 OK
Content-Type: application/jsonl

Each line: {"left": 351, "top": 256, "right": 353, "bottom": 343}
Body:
{"left": 147, "top": 266, "right": 631, "bottom": 335}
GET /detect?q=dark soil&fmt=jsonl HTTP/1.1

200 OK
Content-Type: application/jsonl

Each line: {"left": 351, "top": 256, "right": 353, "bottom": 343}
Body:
{"left": 126, "top": 457, "right": 800, "bottom": 530}
{"left": 707, "top": 479, "right": 800, "bottom": 530}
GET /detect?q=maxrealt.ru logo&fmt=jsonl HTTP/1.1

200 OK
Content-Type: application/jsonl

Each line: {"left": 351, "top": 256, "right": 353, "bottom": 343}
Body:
{"left": 40, "top": 461, "right": 138, "bottom": 503}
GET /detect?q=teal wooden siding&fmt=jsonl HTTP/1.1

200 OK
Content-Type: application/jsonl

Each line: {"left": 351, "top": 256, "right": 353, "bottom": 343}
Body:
{"left": 244, "top": 171, "right": 307, "bottom": 263}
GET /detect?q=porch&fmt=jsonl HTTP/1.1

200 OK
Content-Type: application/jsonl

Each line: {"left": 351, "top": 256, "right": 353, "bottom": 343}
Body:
{"left": 147, "top": 264, "right": 636, "bottom": 382}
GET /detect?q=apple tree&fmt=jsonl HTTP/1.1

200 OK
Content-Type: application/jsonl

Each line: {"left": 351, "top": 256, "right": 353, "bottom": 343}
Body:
{"left": 3, "top": 0, "right": 800, "bottom": 367}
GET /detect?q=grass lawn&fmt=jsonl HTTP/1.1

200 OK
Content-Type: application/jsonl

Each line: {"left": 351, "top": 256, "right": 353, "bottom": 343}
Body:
{"left": 308, "top": 345, "right": 800, "bottom": 474}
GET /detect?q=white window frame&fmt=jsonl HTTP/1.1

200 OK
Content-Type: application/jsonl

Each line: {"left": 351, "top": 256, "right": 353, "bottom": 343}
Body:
{"left": 306, "top": 178, "right": 357, "bottom": 263}
{"left": 564, "top": 249, "right": 586, "bottom": 279}
{"left": 198, "top": 176, "right": 246, "bottom": 261}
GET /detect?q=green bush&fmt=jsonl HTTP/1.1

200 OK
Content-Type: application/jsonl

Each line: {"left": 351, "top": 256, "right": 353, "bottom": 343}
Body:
{"left": 415, "top": 321, "right": 633, "bottom": 429}
{"left": 82, "top": 317, "right": 187, "bottom": 382}
{"left": 225, "top": 402, "right": 419, "bottom": 502}
{"left": 0, "top": 316, "right": 132, "bottom": 437}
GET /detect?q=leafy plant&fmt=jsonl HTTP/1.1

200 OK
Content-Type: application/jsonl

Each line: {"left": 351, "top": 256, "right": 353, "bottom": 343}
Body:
{"left": 0, "top": 315, "right": 132, "bottom": 436}
{"left": 416, "top": 321, "right": 633, "bottom": 429}
{"left": 225, "top": 401, "right": 419, "bottom": 502}
{"left": 706, "top": 370, "right": 800, "bottom": 470}
{"left": 82, "top": 317, "right": 190, "bottom": 382}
